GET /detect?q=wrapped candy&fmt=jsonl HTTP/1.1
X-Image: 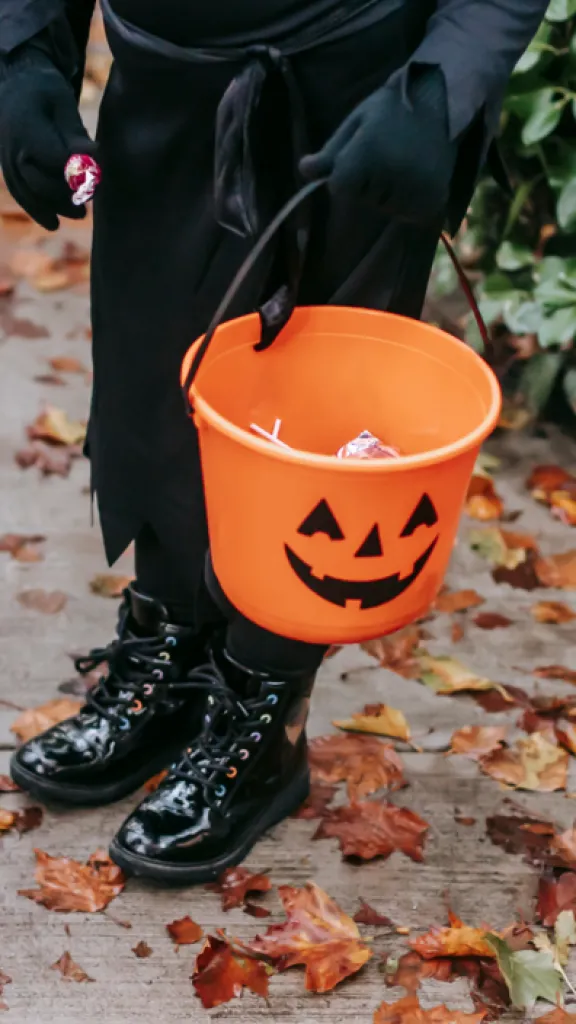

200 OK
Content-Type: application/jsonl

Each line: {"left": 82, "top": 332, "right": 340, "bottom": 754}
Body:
{"left": 336, "top": 430, "right": 401, "bottom": 460}
{"left": 64, "top": 154, "right": 102, "bottom": 206}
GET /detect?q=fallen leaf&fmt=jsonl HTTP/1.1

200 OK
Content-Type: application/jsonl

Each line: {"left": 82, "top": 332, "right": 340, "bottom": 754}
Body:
{"left": 532, "top": 601, "right": 576, "bottom": 624}
{"left": 10, "top": 247, "right": 55, "bottom": 280}
{"left": 0, "top": 809, "right": 16, "bottom": 833}
{"left": 247, "top": 882, "right": 372, "bottom": 992}
{"left": 472, "top": 683, "right": 532, "bottom": 713}
{"left": 353, "top": 900, "right": 394, "bottom": 926}
{"left": 555, "top": 719, "right": 576, "bottom": 754}
{"left": 455, "top": 815, "right": 476, "bottom": 826}
{"left": 536, "top": 551, "right": 576, "bottom": 590}
{"left": 144, "top": 770, "right": 168, "bottom": 793}
{"left": 385, "top": 951, "right": 510, "bottom": 1013}
{"left": 0, "top": 533, "right": 45, "bottom": 562}
{"left": 480, "top": 732, "right": 568, "bottom": 792}
{"left": 50, "top": 951, "right": 94, "bottom": 982}
{"left": 18, "top": 848, "right": 125, "bottom": 912}
{"left": 449, "top": 726, "right": 508, "bottom": 760}
{"left": 410, "top": 913, "right": 495, "bottom": 959}
{"left": 16, "top": 589, "right": 68, "bottom": 615}
{"left": 538, "top": 1011, "right": 576, "bottom": 1023}
{"left": 308, "top": 733, "right": 405, "bottom": 801}
{"left": 360, "top": 626, "right": 424, "bottom": 678}
{"left": 486, "top": 814, "right": 556, "bottom": 867}
{"left": 132, "top": 941, "right": 152, "bottom": 958}
{"left": 192, "top": 936, "right": 271, "bottom": 1008}
{"left": 15, "top": 442, "right": 76, "bottom": 477}
{"left": 49, "top": 356, "right": 88, "bottom": 374}
{"left": 465, "top": 475, "right": 504, "bottom": 521}
{"left": 12, "top": 806, "right": 43, "bottom": 834}
{"left": 243, "top": 903, "right": 271, "bottom": 919}
{"left": 0, "top": 968, "right": 12, "bottom": 1012}
{"left": 551, "top": 827, "right": 576, "bottom": 869}
{"left": 0, "top": 776, "right": 20, "bottom": 792}
{"left": 291, "top": 782, "right": 337, "bottom": 819}
{"left": 333, "top": 703, "right": 411, "bottom": 742}
{"left": 313, "top": 801, "right": 428, "bottom": 862}
{"left": 166, "top": 915, "right": 204, "bottom": 946}
{"left": 206, "top": 866, "right": 272, "bottom": 911}
{"left": 551, "top": 491, "right": 576, "bottom": 527}
{"left": 11, "top": 698, "right": 81, "bottom": 743}
{"left": 433, "top": 589, "right": 484, "bottom": 613}
{"left": 452, "top": 621, "right": 465, "bottom": 643}
{"left": 416, "top": 653, "right": 510, "bottom": 700}
{"left": 551, "top": 909, "right": 576, "bottom": 965}
{"left": 34, "top": 373, "right": 66, "bottom": 386}
{"left": 537, "top": 873, "right": 576, "bottom": 927}
{"left": 469, "top": 526, "right": 537, "bottom": 569}
{"left": 89, "top": 573, "right": 134, "bottom": 598}
{"left": 527, "top": 465, "right": 575, "bottom": 502}
{"left": 473, "top": 612, "right": 513, "bottom": 630}
{"left": 485, "top": 933, "right": 562, "bottom": 1010}
{"left": 535, "top": 665, "right": 576, "bottom": 686}
{"left": 374, "top": 994, "right": 486, "bottom": 1024}
{"left": 27, "top": 406, "right": 86, "bottom": 447}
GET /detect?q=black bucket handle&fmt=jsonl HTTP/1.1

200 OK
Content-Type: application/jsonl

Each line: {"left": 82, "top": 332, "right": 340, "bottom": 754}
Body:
{"left": 181, "top": 179, "right": 493, "bottom": 414}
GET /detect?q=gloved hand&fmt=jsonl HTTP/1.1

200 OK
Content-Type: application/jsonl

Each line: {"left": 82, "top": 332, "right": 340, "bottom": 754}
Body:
{"left": 300, "top": 67, "right": 457, "bottom": 226}
{"left": 0, "top": 45, "right": 97, "bottom": 231}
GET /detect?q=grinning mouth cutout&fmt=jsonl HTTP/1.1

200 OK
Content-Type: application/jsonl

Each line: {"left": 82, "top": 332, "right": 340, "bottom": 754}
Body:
{"left": 284, "top": 536, "right": 438, "bottom": 609}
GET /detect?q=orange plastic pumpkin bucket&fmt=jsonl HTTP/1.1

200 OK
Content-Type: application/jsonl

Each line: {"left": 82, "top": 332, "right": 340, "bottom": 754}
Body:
{"left": 181, "top": 187, "right": 501, "bottom": 644}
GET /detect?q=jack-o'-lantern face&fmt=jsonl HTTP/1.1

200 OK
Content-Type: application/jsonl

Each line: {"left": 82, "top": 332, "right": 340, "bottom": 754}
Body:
{"left": 284, "top": 494, "right": 439, "bottom": 609}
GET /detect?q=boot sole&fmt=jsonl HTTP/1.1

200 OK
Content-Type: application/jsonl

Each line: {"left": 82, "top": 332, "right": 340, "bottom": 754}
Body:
{"left": 108, "top": 771, "right": 310, "bottom": 884}
{"left": 9, "top": 747, "right": 183, "bottom": 808}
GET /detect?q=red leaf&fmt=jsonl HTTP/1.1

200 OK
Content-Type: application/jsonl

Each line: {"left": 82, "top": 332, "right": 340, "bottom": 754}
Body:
{"left": 132, "top": 941, "right": 152, "bottom": 958}
{"left": 473, "top": 612, "right": 513, "bottom": 630}
{"left": 374, "top": 994, "right": 486, "bottom": 1023}
{"left": 353, "top": 900, "right": 394, "bottom": 926}
{"left": 291, "top": 781, "right": 337, "bottom": 819}
{"left": 309, "top": 733, "right": 405, "bottom": 801}
{"left": 166, "top": 915, "right": 203, "bottom": 946}
{"left": 192, "top": 936, "right": 270, "bottom": 1009}
{"left": 313, "top": 801, "right": 428, "bottom": 862}
{"left": 206, "top": 866, "right": 272, "bottom": 911}
{"left": 537, "top": 872, "right": 576, "bottom": 926}
{"left": 534, "top": 665, "right": 576, "bottom": 686}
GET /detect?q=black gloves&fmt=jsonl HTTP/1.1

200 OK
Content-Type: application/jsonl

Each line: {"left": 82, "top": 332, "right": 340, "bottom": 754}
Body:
{"left": 0, "top": 41, "right": 97, "bottom": 231}
{"left": 300, "top": 67, "right": 458, "bottom": 226}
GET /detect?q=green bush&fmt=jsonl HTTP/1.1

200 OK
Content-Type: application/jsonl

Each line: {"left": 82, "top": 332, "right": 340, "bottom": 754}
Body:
{"left": 431, "top": 0, "right": 576, "bottom": 421}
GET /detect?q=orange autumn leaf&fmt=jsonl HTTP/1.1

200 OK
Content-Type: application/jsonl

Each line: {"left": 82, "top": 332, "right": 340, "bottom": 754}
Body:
{"left": 27, "top": 406, "right": 86, "bottom": 447}
{"left": 291, "top": 781, "right": 337, "bottom": 820}
{"left": 247, "top": 882, "right": 372, "bottom": 993}
{"left": 531, "top": 601, "right": 576, "bottom": 624}
{"left": 0, "top": 808, "right": 16, "bottom": 833}
{"left": 333, "top": 703, "right": 411, "bottom": 742}
{"left": 465, "top": 475, "right": 504, "bottom": 521}
{"left": 550, "top": 490, "right": 576, "bottom": 527}
{"left": 19, "top": 848, "right": 125, "bottom": 912}
{"left": 49, "top": 356, "right": 88, "bottom": 375}
{"left": 551, "top": 826, "right": 576, "bottom": 869}
{"left": 11, "top": 698, "right": 81, "bottom": 743}
{"left": 555, "top": 720, "right": 576, "bottom": 754}
{"left": 0, "top": 533, "right": 45, "bottom": 562}
{"left": 313, "top": 800, "right": 428, "bottom": 862}
{"left": 166, "top": 915, "right": 204, "bottom": 946}
{"left": 433, "top": 589, "right": 484, "bottom": 614}
{"left": 449, "top": 726, "right": 508, "bottom": 760}
{"left": 527, "top": 464, "right": 575, "bottom": 501}
{"left": 50, "top": 951, "right": 94, "bottom": 982}
{"left": 410, "top": 913, "right": 495, "bottom": 959}
{"left": 131, "top": 941, "right": 153, "bottom": 959}
{"left": 534, "top": 665, "right": 576, "bottom": 685}
{"left": 16, "top": 589, "right": 68, "bottom": 615}
{"left": 192, "top": 936, "right": 271, "bottom": 1009}
{"left": 206, "top": 867, "right": 272, "bottom": 911}
{"left": 473, "top": 612, "right": 513, "bottom": 629}
{"left": 535, "top": 550, "right": 576, "bottom": 590}
{"left": 374, "top": 994, "right": 486, "bottom": 1024}
{"left": 89, "top": 573, "right": 134, "bottom": 598}
{"left": 538, "top": 1010, "right": 576, "bottom": 1023}
{"left": 0, "top": 806, "right": 42, "bottom": 835}
{"left": 360, "top": 626, "right": 424, "bottom": 678}
{"left": 308, "top": 733, "right": 405, "bottom": 801}
{"left": 480, "top": 732, "right": 568, "bottom": 792}
{"left": 537, "top": 872, "right": 576, "bottom": 927}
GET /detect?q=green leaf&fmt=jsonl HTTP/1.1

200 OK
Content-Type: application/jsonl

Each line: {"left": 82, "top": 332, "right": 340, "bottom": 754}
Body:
{"left": 464, "top": 314, "right": 485, "bottom": 354}
{"left": 514, "top": 49, "right": 542, "bottom": 74}
{"left": 563, "top": 367, "right": 576, "bottom": 414}
{"left": 558, "top": 178, "right": 576, "bottom": 230}
{"left": 521, "top": 88, "right": 563, "bottom": 144}
{"left": 485, "top": 934, "right": 563, "bottom": 1010}
{"left": 496, "top": 240, "right": 535, "bottom": 272}
{"left": 519, "top": 351, "right": 564, "bottom": 413}
{"left": 546, "top": 0, "right": 576, "bottom": 21}
{"left": 503, "top": 301, "right": 543, "bottom": 335}
{"left": 482, "top": 272, "right": 521, "bottom": 298}
{"left": 539, "top": 307, "right": 576, "bottom": 347}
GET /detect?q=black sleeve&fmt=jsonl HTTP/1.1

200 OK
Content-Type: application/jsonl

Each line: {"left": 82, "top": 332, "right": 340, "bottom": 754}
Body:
{"left": 406, "top": 0, "right": 550, "bottom": 138}
{"left": 0, "top": 0, "right": 96, "bottom": 68}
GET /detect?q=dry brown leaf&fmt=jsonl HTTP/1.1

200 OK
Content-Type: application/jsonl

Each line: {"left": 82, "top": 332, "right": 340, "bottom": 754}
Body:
{"left": 0, "top": 809, "right": 16, "bottom": 833}
{"left": 89, "top": 573, "right": 134, "bottom": 598}
{"left": 27, "top": 406, "right": 86, "bottom": 447}
{"left": 551, "top": 827, "right": 576, "bottom": 869}
{"left": 166, "top": 916, "right": 204, "bottom": 946}
{"left": 247, "top": 882, "right": 372, "bottom": 992}
{"left": 19, "top": 848, "right": 125, "bottom": 913}
{"left": 15, "top": 442, "right": 76, "bottom": 478}
{"left": 333, "top": 703, "right": 411, "bottom": 742}
{"left": 486, "top": 813, "right": 557, "bottom": 867}
{"left": 473, "top": 612, "right": 513, "bottom": 630}
{"left": 465, "top": 475, "right": 504, "bottom": 521}
{"left": 480, "top": 732, "right": 568, "bottom": 792}
{"left": 537, "top": 872, "right": 576, "bottom": 927}
{"left": 449, "top": 726, "right": 508, "bottom": 760}
{"left": 51, "top": 951, "right": 94, "bottom": 982}
{"left": 49, "top": 356, "right": 88, "bottom": 374}
{"left": 374, "top": 994, "right": 486, "bottom": 1024}
{"left": 309, "top": 733, "right": 405, "bottom": 801}
{"left": 416, "top": 653, "right": 510, "bottom": 700}
{"left": 291, "top": 782, "right": 337, "bottom": 819}
{"left": 313, "top": 800, "right": 428, "bottom": 862}
{"left": 534, "top": 665, "right": 576, "bottom": 685}
{"left": 410, "top": 913, "right": 495, "bottom": 959}
{"left": 11, "top": 698, "right": 81, "bottom": 743}
{"left": 433, "top": 589, "right": 484, "bottom": 613}
{"left": 0, "top": 806, "right": 43, "bottom": 835}
{"left": 206, "top": 866, "right": 272, "bottom": 911}
{"left": 0, "top": 775, "right": 20, "bottom": 793}
{"left": 192, "top": 936, "right": 271, "bottom": 1009}
{"left": 16, "top": 589, "right": 67, "bottom": 615}
{"left": 360, "top": 626, "right": 424, "bottom": 678}
{"left": 385, "top": 950, "right": 510, "bottom": 1014}
{"left": 0, "top": 533, "right": 45, "bottom": 562}
{"left": 531, "top": 601, "right": 576, "bottom": 624}
{"left": 451, "top": 621, "right": 465, "bottom": 643}
{"left": 536, "top": 551, "right": 576, "bottom": 590}
{"left": 527, "top": 465, "right": 575, "bottom": 501}
{"left": 132, "top": 941, "right": 152, "bottom": 958}
{"left": 353, "top": 900, "right": 394, "bottom": 926}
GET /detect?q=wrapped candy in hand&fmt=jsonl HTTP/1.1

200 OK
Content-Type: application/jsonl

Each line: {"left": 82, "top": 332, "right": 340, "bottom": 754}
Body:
{"left": 336, "top": 430, "right": 401, "bottom": 460}
{"left": 64, "top": 154, "right": 102, "bottom": 206}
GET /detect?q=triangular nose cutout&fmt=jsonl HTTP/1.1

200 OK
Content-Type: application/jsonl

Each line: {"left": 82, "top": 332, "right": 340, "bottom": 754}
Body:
{"left": 355, "top": 524, "right": 382, "bottom": 558}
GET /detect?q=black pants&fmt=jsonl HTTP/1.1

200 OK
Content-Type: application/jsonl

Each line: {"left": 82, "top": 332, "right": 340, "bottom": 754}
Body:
{"left": 91, "top": 1, "right": 441, "bottom": 675}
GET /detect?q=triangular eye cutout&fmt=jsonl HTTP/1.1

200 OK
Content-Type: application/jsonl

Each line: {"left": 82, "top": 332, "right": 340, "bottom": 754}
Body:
{"left": 355, "top": 524, "right": 382, "bottom": 558}
{"left": 400, "top": 493, "right": 438, "bottom": 537}
{"left": 297, "top": 499, "right": 344, "bottom": 540}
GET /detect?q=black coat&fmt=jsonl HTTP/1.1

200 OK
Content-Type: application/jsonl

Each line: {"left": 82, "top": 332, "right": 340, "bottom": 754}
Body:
{"left": 0, "top": 0, "right": 549, "bottom": 569}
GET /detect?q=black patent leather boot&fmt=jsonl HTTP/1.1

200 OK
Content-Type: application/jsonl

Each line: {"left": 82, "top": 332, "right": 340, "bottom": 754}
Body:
{"left": 10, "top": 586, "right": 210, "bottom": 806}
{"left": 109, "top": 644, "right": 314, "bottom": 883}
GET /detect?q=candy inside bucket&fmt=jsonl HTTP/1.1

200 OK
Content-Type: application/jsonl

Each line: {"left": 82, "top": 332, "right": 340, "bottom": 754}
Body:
{"left": 249, "top": 420, "right": 401, "bottom": 460}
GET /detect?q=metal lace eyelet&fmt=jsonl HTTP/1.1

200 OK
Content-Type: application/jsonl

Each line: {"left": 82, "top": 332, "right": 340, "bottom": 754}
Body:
{"left": 118, "top": 717, "right": 130, "bottom": 731}
{"left": 260, "top": 713, "right": 272, "bottom": 724}
{"left": 266, "top": 694, "right": 279, "bottom": 705}
{"left": 159, "top": 651, "right": 171, "bottom": 662}
{"left": 152, "top": 669, "right": 164, "bottom": 680}
{"left": 204, "top": 714, "right": 211, "bottom": 724}
{"left": 143, "top": 683, "right": 154, "bottom": 696}
{"left": 166, "top": 636, "right": 177, "bottom": 646}
{"left": 215, "top": 785, "right": 226, "bottom": 798}
{"left": 226, "top": 766, "right": 238, "bottom": 779}
{"left": 207, "top": 695, "right": 215, "bottom": 706}
{"left": 130, "top": 699, "right": 143, "bottom": 713}
{"left": 250, "top": 731, "right": 262, "bottom": 743}
{"left": 239, "top": 749, "right": 249, "bottom": 760}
